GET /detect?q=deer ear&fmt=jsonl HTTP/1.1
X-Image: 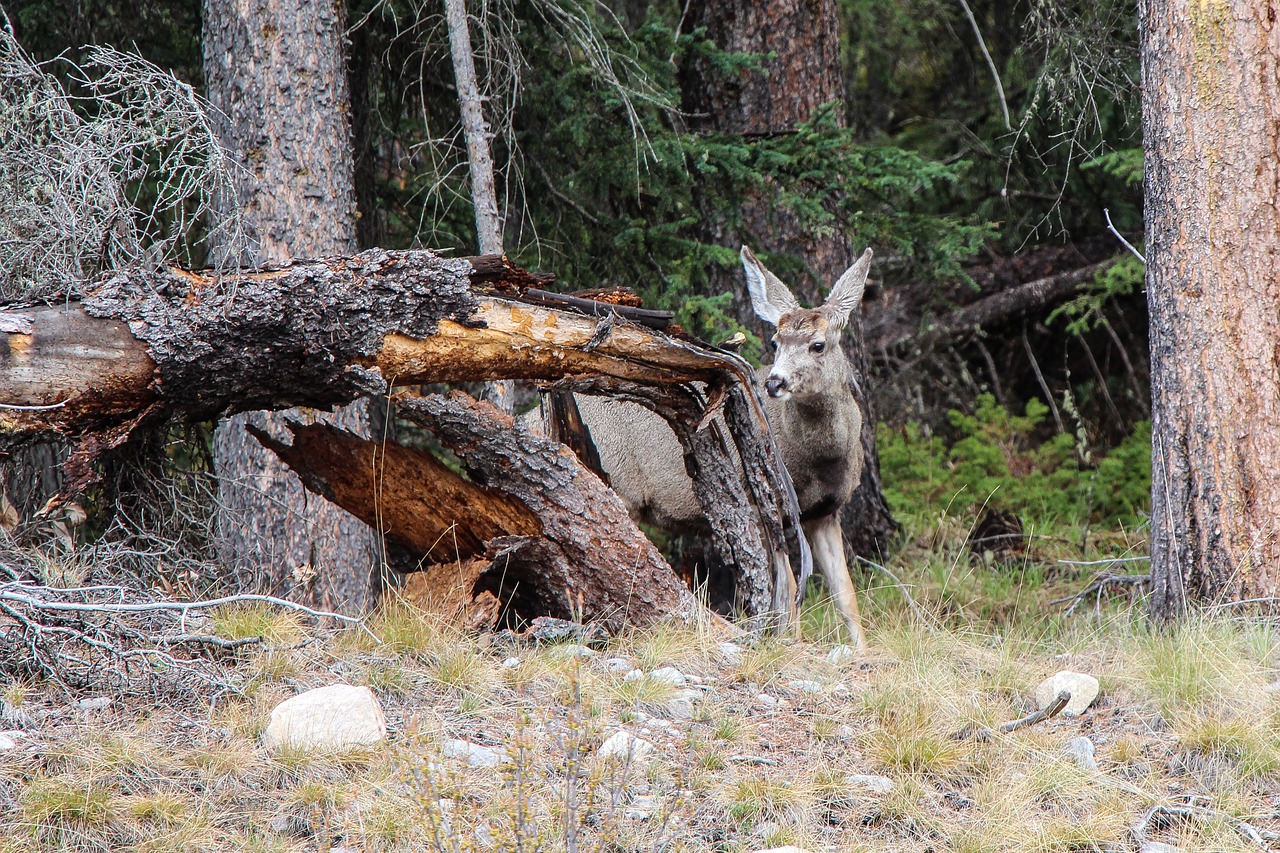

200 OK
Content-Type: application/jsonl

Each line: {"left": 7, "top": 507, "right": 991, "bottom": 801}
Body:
{"left": 741, "top": 246, "right": 799, "bottom": 327}
{"left": 821, "top": 248, "right": 872, "bottom": 330}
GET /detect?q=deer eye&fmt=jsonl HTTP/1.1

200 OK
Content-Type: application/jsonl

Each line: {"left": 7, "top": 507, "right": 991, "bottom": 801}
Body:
{"left": 770, "top": 339, "right": 779, "bottom": 351}
{"left": 811, "top": 341, "right": 826, "bottom": 353}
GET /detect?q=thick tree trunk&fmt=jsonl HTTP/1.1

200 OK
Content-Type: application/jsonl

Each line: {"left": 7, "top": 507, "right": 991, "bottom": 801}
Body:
{"left": 1141, "top": 0, "right": 1280, "bottom": 615}
{"left": 0, "top": 251, "right": 809, "bottom": 627}
{"left": 202, "top": 0, "right": 381, "bottom": 613}
{"left": 679, "top": 0, "right": 898, "bottom": 560}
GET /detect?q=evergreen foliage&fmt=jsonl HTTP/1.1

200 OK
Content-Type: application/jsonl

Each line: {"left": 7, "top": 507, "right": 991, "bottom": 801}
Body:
{"left": 878, "top": 394, "right": 1151, "bottom": 532}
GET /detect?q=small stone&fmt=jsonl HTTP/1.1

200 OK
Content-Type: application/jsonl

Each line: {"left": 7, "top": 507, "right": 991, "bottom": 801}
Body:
{"left": 442, "top": 739, "right": 508, "bottom": 768}
{"left": 0, "top": 732, "right": 20, "bottom": 751}
{"left": 598, "top": 730, "right": 656, "bottom": 764}
{"left": 1064, "top": 736, "right": 1098, "bottom": 771}
{"left": 602, "top": 657, "right": 634, "bottom": 673}
{"left": 787, "top": 679, "right": 823, "bottom": 694}
{"left": 831, "top": 683, "right": 851, "bottom": 697}
{"left": 77, "top": 697, "right": 112, "bottom": 711}
{"left": 624, "top": 794, "right": 659, "bottom": 819}
{"left": 650, "top": 667, "right": 687, "bottom": 686}
{"left": 847, "top": 774, "right": 895, "bottom": 793}
{"left": 718, "top": 642, "right": 743, "bottom": 664}
{"left": 754, "top": 693, "right": 778, "bottom": 708}
{"left": 622, "top": 669, "right": 644, "bottom": 682}
{"left": 1034, "top": 671, "right": 1101, "bottom": 716}
{"left": 262, "top": 685, "right": 387, "bottom": 752}
{"left": 666, "top": 698, "right": 694, "bottom": 720}
{"left": 502, "top": 657, "right": 521, "bottom": 668}
{"left": 827, "top": 645, "right": 857, "bottom": 666}
{"left": 1139, "top": 843, "right": 1180, "bottom": 853}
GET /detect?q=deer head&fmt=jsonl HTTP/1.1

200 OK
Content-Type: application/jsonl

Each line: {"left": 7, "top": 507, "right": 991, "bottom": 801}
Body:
{"left": 740, "top": 245, "right": 873, "bottom": 401}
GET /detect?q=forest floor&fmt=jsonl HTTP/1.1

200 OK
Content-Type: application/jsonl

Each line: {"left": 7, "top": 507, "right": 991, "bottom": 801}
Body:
{"left": 0, "top": 531, "right": 1278, "bottom": 853}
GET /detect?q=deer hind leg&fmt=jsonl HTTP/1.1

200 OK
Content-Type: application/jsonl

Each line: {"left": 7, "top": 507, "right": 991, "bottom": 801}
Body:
{"left": 805, "top": 516, "right": 865, "bottom": 650}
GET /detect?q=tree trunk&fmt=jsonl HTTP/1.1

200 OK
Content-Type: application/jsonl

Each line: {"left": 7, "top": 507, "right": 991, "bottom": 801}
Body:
{"left": 0, "top": 251, "right": 809, "bottom": 628}
{"left": 679, "top": 0, "right": 898, "bottom": 559}
{"left": 1141, "top": 0, "right": 1280, "bottom": 615}
{"left": 202, "top": 0, "right": 381, "bottom": 614}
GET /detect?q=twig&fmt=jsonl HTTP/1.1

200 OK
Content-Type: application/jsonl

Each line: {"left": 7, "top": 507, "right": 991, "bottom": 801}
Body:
{"left": 857, "top": 556, "right": 930, "bottom": 624}
{"left": 1104, "top": 208, "right": 1146, "bottom": 264}
{"left": 1205, "top": 596, "right": 1280, "bottom": 611}
{"left": 1056, "top": 556, "right": 1149, "bottom": 566}
{"left": 0, "top": 585, "right": 381, "bottom": 642}
{"left": 955, "top": 689, "right": 1069, "bottom": 740}
{"left": 1021, "top": 328, "right": 1065, "bottom": 433}
{"left": 1047, "top": 572, "right": 1148, "bottom": 615}
{"left": 159, "top": 634, "right": 263, "bottom": 650}
{"left": 956, "top": 0, "right": 1011, "bottom": 131}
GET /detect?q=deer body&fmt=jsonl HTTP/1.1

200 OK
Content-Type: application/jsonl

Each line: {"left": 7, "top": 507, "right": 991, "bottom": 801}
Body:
{"left": 547, "top": 247, "right": 872, "bottom": 648}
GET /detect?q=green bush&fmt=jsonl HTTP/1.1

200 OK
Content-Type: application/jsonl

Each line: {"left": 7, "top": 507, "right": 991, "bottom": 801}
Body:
{"left": 878, "top": 395, "right": 1150, "bottom": 532}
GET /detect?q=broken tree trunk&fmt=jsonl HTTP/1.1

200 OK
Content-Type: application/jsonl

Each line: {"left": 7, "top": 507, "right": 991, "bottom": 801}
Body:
{"left": 248, "top": 392, "right": 702, "bottom": 632}
{"left": 0, "top": 249, "right": 808, "bottom": 628}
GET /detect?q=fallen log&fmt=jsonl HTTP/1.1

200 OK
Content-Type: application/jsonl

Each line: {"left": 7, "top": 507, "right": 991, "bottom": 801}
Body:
{"left": 0, "top": 249, "right": 808, "bottom": 628}
{"left": 249, "top": 392, "right": 702, "bottom": 632}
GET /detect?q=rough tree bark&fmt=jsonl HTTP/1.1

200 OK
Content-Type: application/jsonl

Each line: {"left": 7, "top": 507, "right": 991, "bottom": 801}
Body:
{"left": 1141, "top": 0, "right": 1280, "bottom": 615}
{"left": 0, "top": 251, "right": 809, "bottom": 628}
{"left": 246, "top": 393, "right": 705, "bottom": 632}
{"left": 679, "top": 0, "right": 898, "bottom": 560}
{"left": 203, "top": 0, "right": 381, "bottom": 614}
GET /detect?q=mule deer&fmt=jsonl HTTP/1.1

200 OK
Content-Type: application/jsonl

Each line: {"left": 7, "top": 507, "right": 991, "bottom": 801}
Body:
{"left": 555, "top": 247, "right": 872, "bottom": 648}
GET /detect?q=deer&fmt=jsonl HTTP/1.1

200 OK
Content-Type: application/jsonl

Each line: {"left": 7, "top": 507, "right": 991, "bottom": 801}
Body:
{"left": 548, "top": 246, "right": 873, "bottom": 649}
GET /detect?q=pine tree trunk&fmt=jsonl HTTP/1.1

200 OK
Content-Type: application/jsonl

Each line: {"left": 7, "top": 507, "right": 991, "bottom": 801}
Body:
{"left": 202, "top": 0, "right": 382, "bottom": 614}
{"left": 1141, "top": 0, "right": 1280, "bottom": 616}
{"left": 679, "top": 0, "right": 898, "bottom": 559}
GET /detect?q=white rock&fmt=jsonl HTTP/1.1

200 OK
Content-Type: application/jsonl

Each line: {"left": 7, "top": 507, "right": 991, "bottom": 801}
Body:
{"left": 77, "top": 697, "right": 112, "bottom": 711}
{"left": 650, "top": 667, "right": 687, "bottom": 686}
{"left": 622, "top": 669, "right": 644, "bottom": 682}
{"left": 602, "top": 657, "right": 634, "bottom": 673}
{"left": 1034, "top": 671, "right": 1101, "bottom": 716}
{"left": 598, "top": 731, "right": 656, "bottom": 764}
{"left": 502, "top": 657, "right": 521, "bottom": 668}
{"left": 827, "top": 645, "right": 858, "bottom": 666}
{"left": 1064, "top": 736, "right": 1098, "bottom": 771}
{"left": 1139, "top": 843, "right": 1180, "bottom": 853}
{"left": 624, "top": 794, "right": 659, "bottom": 819}
{"left": 787, "top": 679, "right": 824, "bottom": 694}
{"left": 847, "top": 773, "right": 895, "bottom": 793}
{"left": 718, "top": 642, "right": 743, "bottom": 664}
{"left": 442, "top": 739, "right": 508, "bottom": 767}
{"left": 666, "top": 698, "right": 694, "bottom": 720}
{"left": 831, "top": 683, "right": 851, "bottom": 697}
{"left": 0, "top": 732, "right": 19, "bottom": 751}
{"left": 754, "top": 693, "right": 778, "bottom": 708}
{"left": 262, "top": 684, "right": 386, "bottom": 752}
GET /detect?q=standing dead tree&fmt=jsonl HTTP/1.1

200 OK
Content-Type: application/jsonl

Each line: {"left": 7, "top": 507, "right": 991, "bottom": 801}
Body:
{"left": 0, "top": 250, "right": 810, "bottom": 631}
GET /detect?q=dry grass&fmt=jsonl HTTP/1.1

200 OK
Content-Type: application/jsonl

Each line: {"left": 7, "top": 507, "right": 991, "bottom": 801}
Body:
{"left": 0, "top": 573, "right": 1277, "bottom": 852}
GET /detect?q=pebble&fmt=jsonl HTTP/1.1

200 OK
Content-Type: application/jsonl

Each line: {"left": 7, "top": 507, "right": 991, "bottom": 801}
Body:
{"left": 599, "top": 730, "right": 657, "bottom": 764}
{"left": 847, "top": 773, "right": 896, "bottom": 793}
{"left": 502, "top": 657, "right": 521, "bottom": 668}
{"left": 787, "top": 679, "right": 824, "bottom": 694}
{"left": 442, "top": 739, "right": 508, "bottom": 768}
{"left": 649, "top": 667, "right": 687, "bottom": 686}
{"left": 754, "top": 693, "right": 778, "bottom": 708}
{"left": 622, "top": 669, "right": 644, "bottom": 682}
{"left": 827, "top": 645, "right": 858, "bottom": 666}
{"left": 0, "top": 732, "right": 20, "bottom": 751}
{"left": 602, "top": 657, "right": 634, "bottom": 673}
{"left": 1064, "top": 736, "right": 1098, "bottom": 771}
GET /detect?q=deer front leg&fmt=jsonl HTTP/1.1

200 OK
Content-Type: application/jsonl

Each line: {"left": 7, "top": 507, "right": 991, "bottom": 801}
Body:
{"left": 804, "top": 515, "right": 865, "bottom": 650}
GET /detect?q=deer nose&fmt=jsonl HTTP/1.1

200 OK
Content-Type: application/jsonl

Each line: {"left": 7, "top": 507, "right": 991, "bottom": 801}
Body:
{"left": 765, "top": 376, "right": 787, "bottom": 397}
